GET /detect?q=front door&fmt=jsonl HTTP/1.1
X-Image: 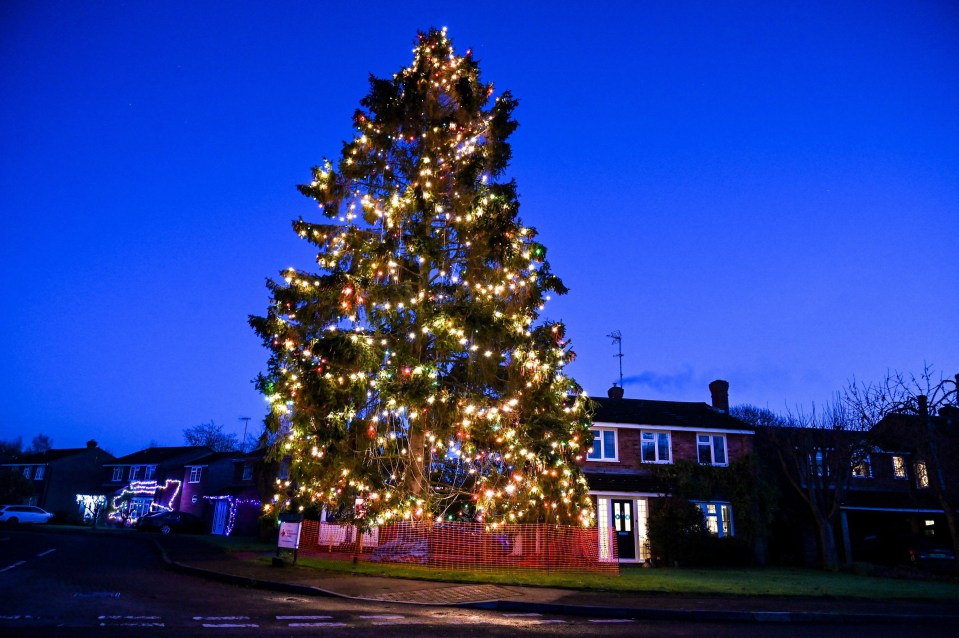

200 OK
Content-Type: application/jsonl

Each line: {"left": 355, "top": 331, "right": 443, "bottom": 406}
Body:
{"left": 211, "top": 500, "right": 229, "bottom": 535}
{"left": 612, "top": 499, "right": 636, "bottom": 559}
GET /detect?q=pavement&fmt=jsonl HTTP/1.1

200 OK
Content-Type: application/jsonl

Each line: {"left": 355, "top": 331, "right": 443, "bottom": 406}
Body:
{"left": 150, "top": 534, "right": 959, "bottom": 625}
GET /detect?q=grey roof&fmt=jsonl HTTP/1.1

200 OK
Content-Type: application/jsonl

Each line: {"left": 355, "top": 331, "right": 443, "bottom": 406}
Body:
{"left": 107, "top": 446, "right": 212, "bottom": 466}
{"left": 591, "top": 396, "right": 753, "bottom": 431}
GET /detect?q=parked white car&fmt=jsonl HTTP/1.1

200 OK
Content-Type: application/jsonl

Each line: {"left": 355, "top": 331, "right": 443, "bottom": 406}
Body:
{"left": 0, "top": 505, "right": 55, "bottom": 525}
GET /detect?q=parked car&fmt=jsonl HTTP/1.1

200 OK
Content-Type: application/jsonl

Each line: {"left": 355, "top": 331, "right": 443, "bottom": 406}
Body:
{"left": 136, "top": 510, "right": 206, "bottom": 534}
{"left": 860, "top": 533, "right": 956, "bottom": 571}
{"left": 0, "top": 505, "right": 55, "bottom": 525}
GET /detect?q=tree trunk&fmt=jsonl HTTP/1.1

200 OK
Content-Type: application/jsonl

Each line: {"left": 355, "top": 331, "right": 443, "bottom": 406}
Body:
{"left": 812, "top": 511, "right": 840, "bottom": 571}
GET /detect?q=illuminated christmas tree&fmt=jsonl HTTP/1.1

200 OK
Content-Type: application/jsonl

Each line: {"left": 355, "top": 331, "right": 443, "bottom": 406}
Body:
{"left": 251, "top": 28, "right": 594, "bottom": 530}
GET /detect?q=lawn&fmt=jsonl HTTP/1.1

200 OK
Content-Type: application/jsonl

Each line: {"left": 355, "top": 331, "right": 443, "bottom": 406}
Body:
{"left": 199, "top": 535, "right": 959, "bottom": 601}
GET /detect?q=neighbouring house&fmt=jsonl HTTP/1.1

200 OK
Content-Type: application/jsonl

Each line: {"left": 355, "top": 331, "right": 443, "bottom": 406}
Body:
{"left": 0, "top": 440, "right": 115, "bottom": 522}
{"left": 842, "top": 403, "right": 959, "bottom": 563}
{"left": 102, "top": 446, "right": 212, "bottom": 524}
{"left": 583, "top": 380, "right": 755, "bottom": 563}
{"left": 179, "top": 449, "right": 263, "bottom": 536}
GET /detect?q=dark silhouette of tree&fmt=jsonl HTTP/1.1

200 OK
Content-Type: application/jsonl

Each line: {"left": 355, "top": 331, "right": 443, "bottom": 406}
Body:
{"left": 26, "top": 433, "right": 53, "bottom": 454}
{"left": 183, "top": 420, "right": 240, "bottom": 452}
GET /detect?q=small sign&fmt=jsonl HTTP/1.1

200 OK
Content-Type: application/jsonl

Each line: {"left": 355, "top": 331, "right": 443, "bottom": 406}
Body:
{"left": 277, "top": 521, "right": 302, "bottom": 550}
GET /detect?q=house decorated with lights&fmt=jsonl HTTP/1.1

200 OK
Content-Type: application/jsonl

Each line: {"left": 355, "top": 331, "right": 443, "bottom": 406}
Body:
{"left": 584, "top": 381, "right": 755, "bottom": 563}
{"left": 102, "top": 446, "right": 212, "bottom": 524}
{"left": 179, "top": 449, "right": 263, "bottom": 536}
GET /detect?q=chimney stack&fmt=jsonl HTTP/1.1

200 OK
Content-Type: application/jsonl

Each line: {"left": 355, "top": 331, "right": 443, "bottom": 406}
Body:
{"left": 918, "top": 394, "right": 928, "bottom": 417}
{"left": 86, "top": 439, "right": 98, "bottom": 449}
{"left": 608, "top": 384, "right": 624, "bottom": 400}
{"left": 709, "top": 380, "right": 730, "bottom": 413}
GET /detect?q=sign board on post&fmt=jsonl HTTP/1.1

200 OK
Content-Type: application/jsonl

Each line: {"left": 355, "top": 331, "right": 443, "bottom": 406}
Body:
{"left": 278, "top": 521, "right": 302, "bottom": 550}
{"left": 276, "top": 513, "right": 304, "bottom": 564}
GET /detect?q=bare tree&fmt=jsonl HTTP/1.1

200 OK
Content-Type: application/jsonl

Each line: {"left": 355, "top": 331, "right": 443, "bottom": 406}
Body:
{"left": 182, "top": 420, "right": 240, "bottom": 452}
{"left": 26, "top": 433, "right": 53, "bottom": 454}
{"left": 736, "top": 402, "right": 870, "bottom": 570}
{"left": 844, "top": 366, "right": 959, "bottom": 569}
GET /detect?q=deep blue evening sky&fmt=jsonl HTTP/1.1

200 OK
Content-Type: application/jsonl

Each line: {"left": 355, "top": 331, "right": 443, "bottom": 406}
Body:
{"left": 2, "top": 2, "right": 957, "bottom": 455}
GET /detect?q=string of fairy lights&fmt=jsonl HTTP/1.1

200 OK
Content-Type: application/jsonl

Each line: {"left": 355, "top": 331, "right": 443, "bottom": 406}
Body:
{"left": 253, "top": 27, "right": 596, "bottom": 531}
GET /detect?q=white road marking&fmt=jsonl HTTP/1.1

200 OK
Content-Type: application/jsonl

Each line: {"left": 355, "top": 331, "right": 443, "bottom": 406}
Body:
{"left": 277, "top": 615, "right": 333, "bottom": 620}
{"left": 535, "top": 619, "right": 568, "bottom": 624}
{"left": 100, "top": 623, "right": 165, "bottom": 627}
{"left": 0, "top": 561, "right": 25, "bottom": 573}
{"left": 0, "top": 615, "right": 34, "bottom": 619}
{"left": 201, "top": 623, "right": 260, "bottom": 628}
{"left": 589, "top": 619, "right": 635, "bottom": 623}
{"left": 35, "top": 548, "right": 56, "bottom": 557}
{"left": 359, "top": 615, "right": 406, "bottom": 619}
{"left": 504, "top": 613, "right": 542, "bottom": 617}
{"left": 99, "top": 615, "right": 161, "bottom": 620}
{"left": 288, "top": 622, "right": 348, "bottom": 627}
{"left": 194, "top": 616, "right": 251, "bottom": 620}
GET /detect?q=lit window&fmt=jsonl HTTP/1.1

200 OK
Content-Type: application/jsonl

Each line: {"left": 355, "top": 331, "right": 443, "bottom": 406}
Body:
{"left": 587, "top": 428, "right": 617, "bottom": 461}
{"left": 112, "top": 466, "right": 123, "bottom": 482}
{"left": 242, "top": 463, "right": 254, "bottom": 481}
{"left": 852, "top": 455, "right": 872, "bottom": 478}
{"left": 697, "top": 434, "right": 727, "bottom": 465}
{"left": 892, "top": 455, "right": 907, "bottom": 479}
{"left": 641, "top": 431, "right": 671, "bottom": 463}
{"left": 144, "top": 465, "right": 156, "bottom": 480}
{"left": 694, "top": 501, "right": 734, "bottom": 537}
{"left": 189, "top": 467, "right": 203, "bottom": 483}
{"left": 34, "top": 466, "right": 45, "bottom": 480}
{"left": 915, "top": 461, "right": 929, "bottom": 488}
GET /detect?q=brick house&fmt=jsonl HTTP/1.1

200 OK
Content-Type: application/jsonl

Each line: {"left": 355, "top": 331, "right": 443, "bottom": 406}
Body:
{"left": 841, "top": 404, "right": 959, "bottom": 563}
{"left": 0, "top": 440, "right": 115, "bottom": 522}
{"left": 102, "top": 446, "right": 212, "bottom": 523}
{"left": 584, "top": 380, "right": 754, "bottom": 563}
{"left": 180, "top": 450, "right": 262, "bottom": 536}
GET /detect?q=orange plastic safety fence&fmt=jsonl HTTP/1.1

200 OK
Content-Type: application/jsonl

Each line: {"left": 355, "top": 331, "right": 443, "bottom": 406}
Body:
{"left": 298, "top": 521, "right": 619, "bottom": 575}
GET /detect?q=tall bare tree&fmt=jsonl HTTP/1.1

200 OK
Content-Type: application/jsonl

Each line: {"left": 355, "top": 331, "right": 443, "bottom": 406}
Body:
{"left": 736, "top": 402, "right": 870, "bottom": 570}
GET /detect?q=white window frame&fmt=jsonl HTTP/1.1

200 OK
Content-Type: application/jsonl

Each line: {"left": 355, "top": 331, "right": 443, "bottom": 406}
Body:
{"left": 130, "top": 465, "right": 142, "bottom": 481}
{"left": 242, "top": 463, "right": 254, "bottom": 481}
{"left": 892, "top": 455, "right": 907, "bottom": 479}
{"left": 694, "top": 501, "right": 734, "bottom": 538}
{"left": 588, "top": 427, "right": 618, "bottom": 462}
{"left": 641, "top": 431, "right": 671, "bottom": 464}
{"left": 112, "top": 466, "right": 124, "bottom": 482}
{"left": 189, "top": 466, "right": 203, "bottom": 483}
{"left": 143, "top": 465, "right": 156, "bottom": 480}
{"left": 34, "top": 465, "right": 45, "bottom": 480}
{"left": 22, "top": 466, "right": 32, "bottom": 479}
{"left": 697, "top": 433, "right": 728, "bottom": 466}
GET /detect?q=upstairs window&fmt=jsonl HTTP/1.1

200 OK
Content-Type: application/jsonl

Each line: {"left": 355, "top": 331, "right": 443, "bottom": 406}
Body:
{"left": 241, "top": 463, "right": 254, "bottom": 481}
{"left": 130, "top": 465, "right": 142, "bottom": 481}
{"left": 915, "top": 461, "right": 929, "bottom": 489}
{"left": 189, "top": 467, "right": 203, "bottom": 483}
{"left": 34, "top": 466, "right": 45, "bottom": 480}
{"left": 587, "top": 428, "right": 618, "bottom": 461}
{"left": 641, "top": 431, "right": 671, "bottom": 463}
{"left": 697, "top": 434, "right": 727, "bottom": 466}
{"left": 851, "top": 455, "right": 872, "bottom": 478}
{"left": 892, "top": 455, "right": 907, "bottom": 479}
{"left": 22, "top": 466, "right": 32, "bottom": 479}
{"left": 144, "top": 465, "right": 156, "bottom": 480}
{"left": 112, "top": 466, "right": 124, "bottom": 482}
